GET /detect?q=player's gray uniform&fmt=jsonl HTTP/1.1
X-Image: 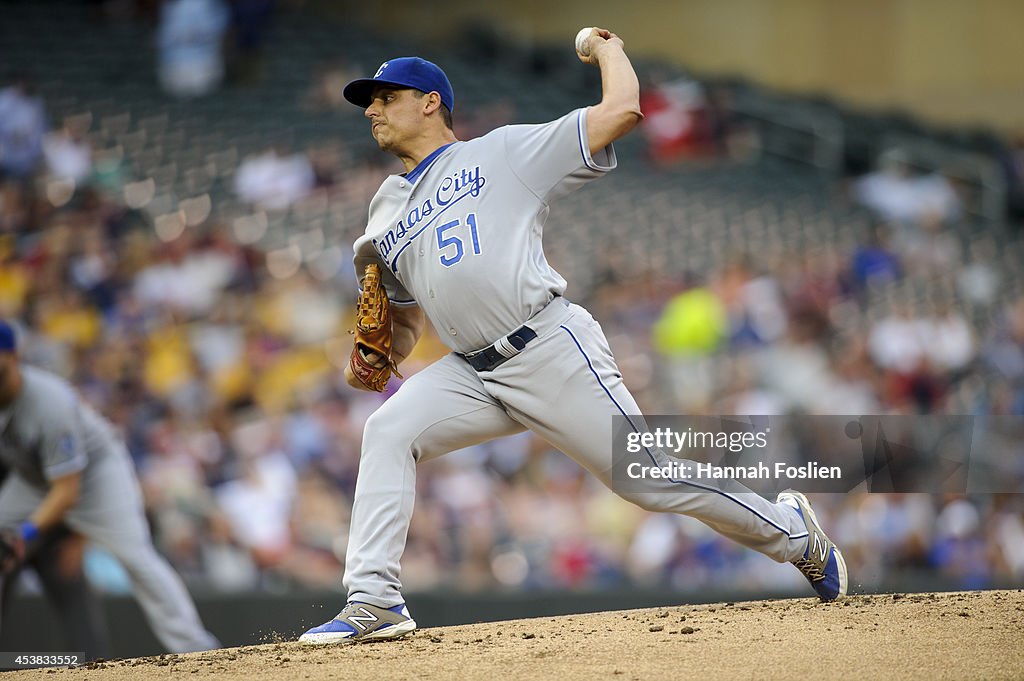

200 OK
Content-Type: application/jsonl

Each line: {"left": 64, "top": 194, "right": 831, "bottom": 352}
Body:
{"left": 346, "top": 108, "right": 809, "bottom": 607}
{"left": 0, "top": 365, "right": 218, "bottom": 653}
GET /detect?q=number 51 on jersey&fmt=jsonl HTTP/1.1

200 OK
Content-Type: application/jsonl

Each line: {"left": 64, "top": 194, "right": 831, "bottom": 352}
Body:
{"left": 436, "top": 213, "right": 481, "bottom": 267}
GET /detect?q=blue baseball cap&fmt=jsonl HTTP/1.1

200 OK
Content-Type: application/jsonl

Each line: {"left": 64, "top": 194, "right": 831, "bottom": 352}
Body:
{"left": 343, "top": 57, "right": 455, "bottom": 112}
{"left": 0, "top": 320, "right": 17, "bottom": 353}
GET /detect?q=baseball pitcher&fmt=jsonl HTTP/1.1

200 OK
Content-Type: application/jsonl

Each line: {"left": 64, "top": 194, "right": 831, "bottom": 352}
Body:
{"left": 301, "top": 28, "right": 846, "bottom": 644}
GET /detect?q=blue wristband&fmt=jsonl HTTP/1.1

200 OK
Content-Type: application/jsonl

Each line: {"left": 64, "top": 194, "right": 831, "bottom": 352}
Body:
{"left": 18, "top": 521, "right": 38, "bottom": 543}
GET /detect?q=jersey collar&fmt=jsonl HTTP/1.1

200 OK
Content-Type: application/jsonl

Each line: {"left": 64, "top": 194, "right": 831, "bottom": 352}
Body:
{"left": 404, "top": 142, "right": 457, "bottom": 185}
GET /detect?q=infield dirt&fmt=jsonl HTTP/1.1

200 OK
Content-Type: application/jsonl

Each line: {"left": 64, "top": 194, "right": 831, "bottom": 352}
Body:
{"left": 11, "top": 590, "right": 1024, "bottom": 681}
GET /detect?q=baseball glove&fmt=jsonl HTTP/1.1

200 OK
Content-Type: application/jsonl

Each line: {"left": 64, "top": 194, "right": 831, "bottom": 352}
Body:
{"left": 0, "top": 528, "right": 25, "bottom": 576}
{"left": 349, "top": 262, "right": 403, "bottom": 392}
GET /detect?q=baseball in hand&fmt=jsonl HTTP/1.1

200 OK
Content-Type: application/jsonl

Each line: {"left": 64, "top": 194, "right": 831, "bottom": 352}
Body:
{"left": 575, "top": 27, "right": 596, "bottom": 57}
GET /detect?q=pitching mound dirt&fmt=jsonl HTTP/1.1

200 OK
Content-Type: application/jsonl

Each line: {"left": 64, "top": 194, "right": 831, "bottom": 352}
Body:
{"left": 11, "top": 590, "right": 1024, "bottom": 680}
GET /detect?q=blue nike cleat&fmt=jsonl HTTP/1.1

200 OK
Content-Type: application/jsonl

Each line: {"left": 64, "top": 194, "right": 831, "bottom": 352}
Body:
{"left": 299, "top": 602, "right": 417, "bottom": 644}
{"left": 778, "top": 490, "right": 849, "bottom": 601}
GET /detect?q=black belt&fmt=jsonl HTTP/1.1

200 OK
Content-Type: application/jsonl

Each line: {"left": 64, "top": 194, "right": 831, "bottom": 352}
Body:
{"left": 460, "top": 326, "right": 538, "bottom": 372}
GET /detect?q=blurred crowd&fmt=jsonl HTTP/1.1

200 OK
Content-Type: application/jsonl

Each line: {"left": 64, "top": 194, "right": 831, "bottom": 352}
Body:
{"left": 2, "top": 19, "right": 1024, "bottom": 600}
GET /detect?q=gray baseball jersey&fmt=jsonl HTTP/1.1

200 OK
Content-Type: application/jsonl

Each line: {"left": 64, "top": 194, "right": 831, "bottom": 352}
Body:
{"left": 0, "top": 364, "right": 218, "bottom": 653}
{"left": 0, "top": 365, "right": 117, "bottom": 489}
{"left": 342, "top": 107, "right": 811, "bottom": 609}
{"left": 354, "top": 108, "right": 614, "bottom": 353}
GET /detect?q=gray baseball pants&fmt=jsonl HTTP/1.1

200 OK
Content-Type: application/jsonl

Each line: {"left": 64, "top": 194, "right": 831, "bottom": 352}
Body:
{"left": 0, "top": 450, "right": 219, "bottom": 653}
{"left": 345, "top": 300, "right": 809, "bottom": 607}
